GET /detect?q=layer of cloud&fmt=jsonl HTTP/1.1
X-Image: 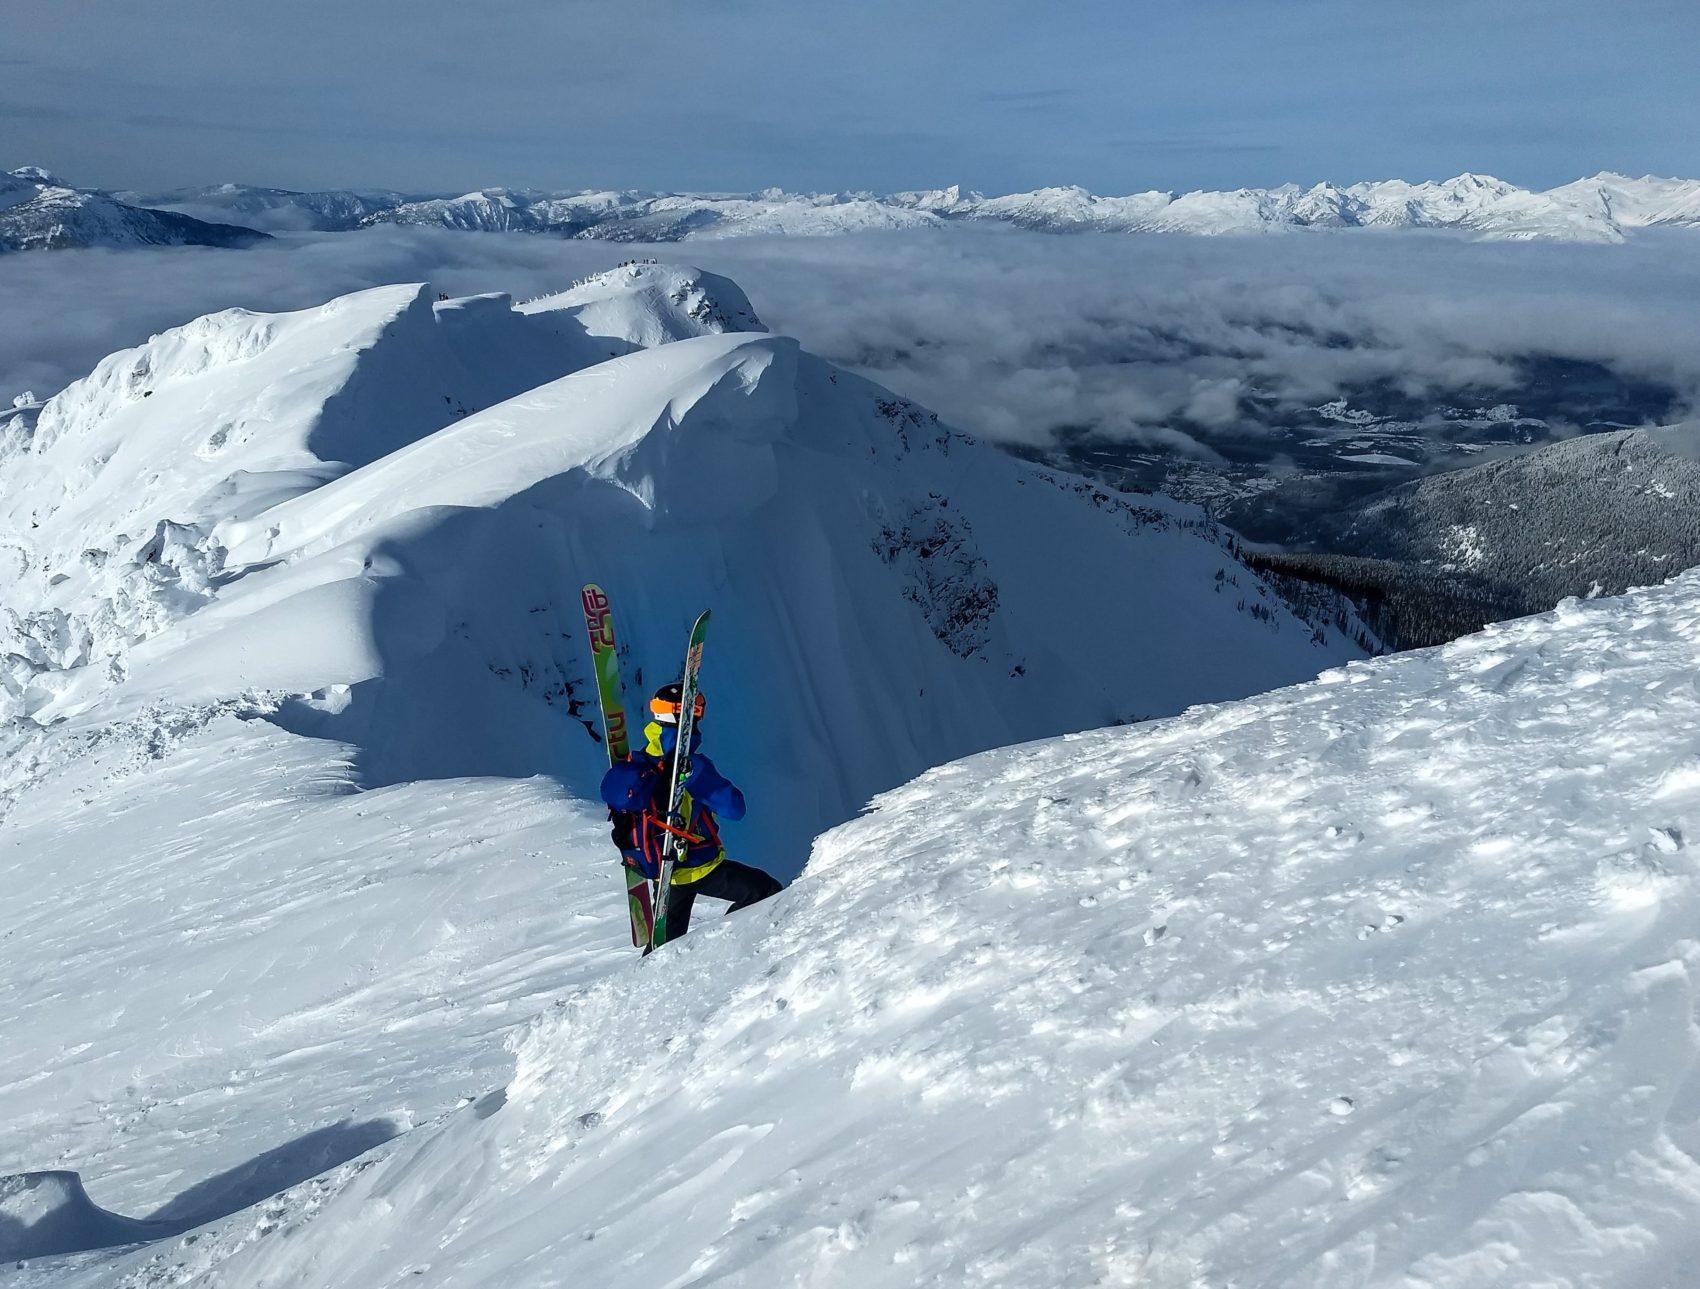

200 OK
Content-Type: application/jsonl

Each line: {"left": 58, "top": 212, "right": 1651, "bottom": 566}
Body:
{"left": 2, "top": 227, "right": 1698, "bottom": 455}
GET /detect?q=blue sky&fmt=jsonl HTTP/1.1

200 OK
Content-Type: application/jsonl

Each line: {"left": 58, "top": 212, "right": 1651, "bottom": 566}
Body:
{"left": 8, "top": 0, "right": 1699, "bottom": 195}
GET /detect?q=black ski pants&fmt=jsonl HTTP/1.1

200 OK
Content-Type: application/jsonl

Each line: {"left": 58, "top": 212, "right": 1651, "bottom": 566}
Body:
{"left": 665, "top": 858, "right": 782, "bottom": 939}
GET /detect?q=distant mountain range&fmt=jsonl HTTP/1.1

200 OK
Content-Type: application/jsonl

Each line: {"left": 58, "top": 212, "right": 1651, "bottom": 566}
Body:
{"left": 45, "top": 167, "right": 1700, "bottom": 246}
{"left": 0, "top": 168, "right": 268, "bottom": 252}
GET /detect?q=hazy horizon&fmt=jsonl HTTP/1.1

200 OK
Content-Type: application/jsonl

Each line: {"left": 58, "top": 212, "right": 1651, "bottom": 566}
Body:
{"left": 9, "top": 0, "right": 1698, "bottom": 197}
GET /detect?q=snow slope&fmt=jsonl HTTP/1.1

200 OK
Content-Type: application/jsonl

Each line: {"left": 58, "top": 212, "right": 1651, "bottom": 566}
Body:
{"left": 0, "top": 260, "right": 1366, "bottom": 1279}
{"left": 0, "top": 701, "right": 626, "bottom": 1262}
{"left": 3, "top": 258, "right": 1355, "bottom": 877}
{"left": 0, "top": 262, "right": 760, "bottom": 715}
{"left": 0, "top": 169, "right": 267, "bottom": 252}
{"left": 22, "top": 561, "right": 1700, "bottom": 1288}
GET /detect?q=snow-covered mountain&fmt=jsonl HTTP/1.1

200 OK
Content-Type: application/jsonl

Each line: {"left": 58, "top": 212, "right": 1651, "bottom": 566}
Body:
{"left": 118, "top": 170, "right": 1700, "bottom": 243}
{"left": 1314, "top": 420, "right": 1700, "bottom": 615}
{"left": 0, "top": 168, "right": 268, "bottom": 252}
{"left": 0, "top": 259, "right": 1373, "bottom": 1277}
{"left": 0, "top": 260, "right": 1355, "bottom": 876}
{"left": 9, "top": 536, "right": 1700, "bottom": 1284}
{"left": 113, "top": 182, "right": 409, "bottom": 233}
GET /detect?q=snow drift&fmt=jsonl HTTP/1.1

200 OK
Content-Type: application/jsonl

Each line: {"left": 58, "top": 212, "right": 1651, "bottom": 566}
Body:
{"left": 0, "top": 1172, "right": 178, "bottom": 1262}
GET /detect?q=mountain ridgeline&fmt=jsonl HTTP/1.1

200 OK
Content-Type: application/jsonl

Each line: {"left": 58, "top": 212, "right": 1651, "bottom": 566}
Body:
{"left": 0, "top": 168, "right": 268, "bottom": 253}
{"left": 0, "top": 261, "right": 1367, "bottom": 873}
{"left": 3, "top": 165, "right": 1689, "bottom": 246}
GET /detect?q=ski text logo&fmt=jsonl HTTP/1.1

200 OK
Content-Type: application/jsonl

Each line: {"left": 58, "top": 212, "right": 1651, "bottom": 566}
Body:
{"left": 582, "top": 587, "right": 615, "bottom": 649}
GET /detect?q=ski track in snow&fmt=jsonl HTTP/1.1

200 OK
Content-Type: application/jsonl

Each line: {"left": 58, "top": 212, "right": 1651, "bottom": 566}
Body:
{"left": 14, "top": 577, "right": 1700, "bottom": 1287}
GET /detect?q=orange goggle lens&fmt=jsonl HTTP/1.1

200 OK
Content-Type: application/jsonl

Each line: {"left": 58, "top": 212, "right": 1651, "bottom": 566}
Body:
{"left": 650, "top": 693, "right": 706, "bottom": 720}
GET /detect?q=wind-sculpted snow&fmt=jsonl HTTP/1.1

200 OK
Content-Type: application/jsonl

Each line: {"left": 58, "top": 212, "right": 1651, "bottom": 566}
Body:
{"left": 0, "top": 263, "right": 762, "bottom": 721}
{"left": 39, "top": 571, "right": 1700, "bottom": 1288}
{"left": 0, "top": 1172, "right": 179, "bottom": 1261}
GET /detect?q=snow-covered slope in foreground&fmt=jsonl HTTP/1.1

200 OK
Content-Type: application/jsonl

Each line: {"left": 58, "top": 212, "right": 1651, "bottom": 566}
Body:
{"left": 29, "top": 571, "right": 1700, "bottom": 1288}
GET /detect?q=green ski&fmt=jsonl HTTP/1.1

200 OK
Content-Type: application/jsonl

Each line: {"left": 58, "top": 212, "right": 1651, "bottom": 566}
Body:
{"left": 649, "top": 609, "right": 713, "bottom": 951}
{"left": 580, "top": 583, "right": 652, "bottom": 948}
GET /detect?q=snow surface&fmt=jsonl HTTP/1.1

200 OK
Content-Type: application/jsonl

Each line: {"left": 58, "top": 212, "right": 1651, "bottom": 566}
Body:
{"left": 15, "top": 562, "right": 1700, "bottom": 1286}
{"left": 0, "top": 704, "right": 625, "bottom": 1262}
{"left": 0, "top": 259, "right": 1377, "bottom": 1282}
{"left": 107, "top": 168, "right": 1700, "bottom": 244}
{"left": 4, "top": 256, "right": 1700, "bottom": 1285}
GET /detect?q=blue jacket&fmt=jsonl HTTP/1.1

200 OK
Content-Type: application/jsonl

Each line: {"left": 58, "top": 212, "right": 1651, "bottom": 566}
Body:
{"left": 600, "top": 723, "right": 746, "bottom": 880}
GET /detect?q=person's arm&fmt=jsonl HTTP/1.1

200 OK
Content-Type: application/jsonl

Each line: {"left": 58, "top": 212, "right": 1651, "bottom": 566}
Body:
{"left": 601, "top": 759, "right": 660, "bottom": 814}
{"left": 685, "top": 754, "right": 746, "bottom": 821}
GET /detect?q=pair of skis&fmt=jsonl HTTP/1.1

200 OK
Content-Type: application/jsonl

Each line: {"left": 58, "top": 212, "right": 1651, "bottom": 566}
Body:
{"left": 580, "top": 583, "right": 710, "bottom": 953}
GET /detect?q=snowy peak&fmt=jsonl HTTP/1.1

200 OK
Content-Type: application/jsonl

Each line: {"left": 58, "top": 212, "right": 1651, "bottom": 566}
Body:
{"left": 0, "top": 167, "right": 269, "bottom": 252}
{"left": 0, "top": 270, "right": 771, "bottom": 713}
{"left": 366, "top": 169, "right": 1699, "bottom": 242}
{"left": 520, "top": 261, "right": 766, "bottom": 348}
{"left": 1, "top": 266, "right": 1364, "bottom": 875}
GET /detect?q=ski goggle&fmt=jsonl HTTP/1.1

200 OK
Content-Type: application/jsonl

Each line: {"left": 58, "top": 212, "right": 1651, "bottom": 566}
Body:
{"left": 650, "top": 692, "right": 706, "bottom": 723}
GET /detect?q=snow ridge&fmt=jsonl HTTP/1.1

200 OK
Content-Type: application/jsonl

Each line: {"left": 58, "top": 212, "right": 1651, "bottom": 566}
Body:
{"left": 0, "top": 261, "right": 1360, "bottom": 872}
{"left": 0, "top": 263, "right": 763, "bottom": 720}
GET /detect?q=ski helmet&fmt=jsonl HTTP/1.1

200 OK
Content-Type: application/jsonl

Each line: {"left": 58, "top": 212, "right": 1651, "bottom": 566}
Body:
{"left": 649, "top": 681, "right": 705, "bottom": 725}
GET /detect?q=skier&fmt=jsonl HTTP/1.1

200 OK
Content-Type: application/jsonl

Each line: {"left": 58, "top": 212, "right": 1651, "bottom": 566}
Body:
{"left": 600, "top": 682, "right": 781, "bottom": 940}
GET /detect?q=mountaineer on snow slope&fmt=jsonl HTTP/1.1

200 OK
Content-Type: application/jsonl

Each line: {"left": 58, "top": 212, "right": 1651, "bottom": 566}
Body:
{"left": 600, "top": 682, "right": 782, "bottom": 940}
